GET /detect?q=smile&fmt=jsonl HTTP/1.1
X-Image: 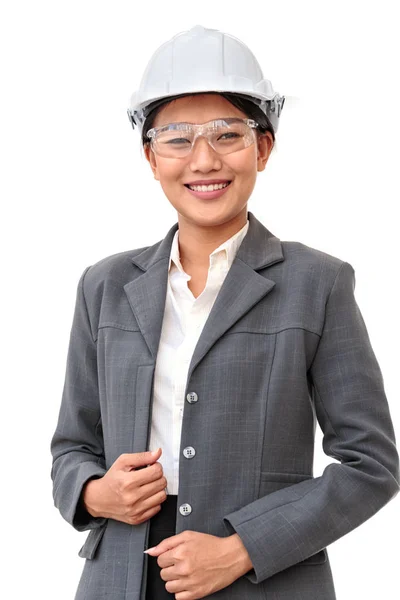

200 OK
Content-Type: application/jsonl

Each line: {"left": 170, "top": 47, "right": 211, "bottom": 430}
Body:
{"left": 184, "top": 181, "right": 232, "bottom": 200}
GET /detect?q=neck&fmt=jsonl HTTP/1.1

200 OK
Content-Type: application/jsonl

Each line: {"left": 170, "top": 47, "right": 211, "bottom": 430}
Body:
{"left": 177, "top": 209, "right": 248, "bottom": 271}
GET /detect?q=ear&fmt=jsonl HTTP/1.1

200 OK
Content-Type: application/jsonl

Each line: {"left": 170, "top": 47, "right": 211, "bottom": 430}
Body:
{"left": 256, "top": 132, "right": 274, "bottom": 172}
{"left": 143, "top": 143, "right": 160, "bottom": 181}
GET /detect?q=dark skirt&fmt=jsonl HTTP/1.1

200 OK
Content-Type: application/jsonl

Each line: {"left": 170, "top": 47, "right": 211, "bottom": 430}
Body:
{"left": 145, "top": 494, "right": 178, "bottom": 600}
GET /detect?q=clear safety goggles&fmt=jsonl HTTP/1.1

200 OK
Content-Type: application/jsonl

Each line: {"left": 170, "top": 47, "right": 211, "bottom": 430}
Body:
{"left": 146, "top": 117, "right": 259, "bottom": 158}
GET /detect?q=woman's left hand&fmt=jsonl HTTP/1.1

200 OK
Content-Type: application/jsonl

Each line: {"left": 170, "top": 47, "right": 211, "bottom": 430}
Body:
{"left": 144, "top": 530, "right": 249, "bottom": 599}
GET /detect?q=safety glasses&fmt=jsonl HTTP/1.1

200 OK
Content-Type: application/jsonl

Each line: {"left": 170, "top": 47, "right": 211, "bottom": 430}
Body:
{"left": 146, "top": 117, "right": 259, "bottom": 158}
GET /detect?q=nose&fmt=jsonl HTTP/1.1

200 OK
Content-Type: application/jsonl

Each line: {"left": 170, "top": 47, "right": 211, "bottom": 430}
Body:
{"left": 188, "top": 135, "right": 222, "bottom": 170}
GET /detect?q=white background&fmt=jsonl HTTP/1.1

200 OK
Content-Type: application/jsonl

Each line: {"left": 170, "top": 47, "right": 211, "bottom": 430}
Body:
{"left": 1, "top": 1, "right": 399, "bottom": 598}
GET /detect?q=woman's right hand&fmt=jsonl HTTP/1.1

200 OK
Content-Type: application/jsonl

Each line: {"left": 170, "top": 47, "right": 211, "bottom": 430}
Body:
{"left": 82, "top": 447, "right": 168, "bottom": 525}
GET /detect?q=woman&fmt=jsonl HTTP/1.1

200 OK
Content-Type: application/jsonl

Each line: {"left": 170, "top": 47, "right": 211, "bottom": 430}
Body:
{"left": 50, "top": 25, "right": 399, "bottom": 600}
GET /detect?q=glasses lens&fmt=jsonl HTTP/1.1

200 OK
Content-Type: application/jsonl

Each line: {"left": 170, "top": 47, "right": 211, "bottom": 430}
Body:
{"left": 153, "top": 123, "right": 194, "bottom": 158}
{"left": 152, "top": 119, "right": 255, "bottom": 158}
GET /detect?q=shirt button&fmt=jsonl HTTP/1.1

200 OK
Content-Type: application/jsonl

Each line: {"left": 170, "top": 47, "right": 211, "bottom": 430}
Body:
{"left": 186, "top": 392, "right": 198, "bottom": 403}
{"left": 183, "top": 446, "right": 196, "bottom": 459}
{"left": 179, "top": 503, "right": 192, "bottom": 516}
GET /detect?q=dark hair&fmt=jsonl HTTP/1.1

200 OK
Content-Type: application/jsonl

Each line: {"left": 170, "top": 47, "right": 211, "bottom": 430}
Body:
{"left": 140, "top": 91, "right": 276, "bottom": 155}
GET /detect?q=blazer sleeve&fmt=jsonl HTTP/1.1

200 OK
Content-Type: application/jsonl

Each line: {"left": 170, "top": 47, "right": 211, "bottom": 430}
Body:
{"left": 50, "top": 266, "right": 108, "bottom": 532}
{"left": 222, "top": 261, "right": 400, "bottom": 584}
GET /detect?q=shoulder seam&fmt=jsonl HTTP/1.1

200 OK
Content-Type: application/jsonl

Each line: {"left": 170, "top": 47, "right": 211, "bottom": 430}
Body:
{"left": 81, "top": 265, "right": 97, "bottom": 345}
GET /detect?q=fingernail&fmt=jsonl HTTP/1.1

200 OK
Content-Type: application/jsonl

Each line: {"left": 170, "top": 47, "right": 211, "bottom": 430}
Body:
{"left": 144, "top": 546, "right": 156, "bottom": 553}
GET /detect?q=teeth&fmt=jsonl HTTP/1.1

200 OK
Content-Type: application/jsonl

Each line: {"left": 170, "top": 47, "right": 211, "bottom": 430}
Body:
{"left": 188, "top": 182, "right": 229, "bottom": 192}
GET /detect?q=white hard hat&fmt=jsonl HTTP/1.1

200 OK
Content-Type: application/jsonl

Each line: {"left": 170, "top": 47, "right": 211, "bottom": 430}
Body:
{"left": 127, "top": 25, "right": 285, "bottom": 135}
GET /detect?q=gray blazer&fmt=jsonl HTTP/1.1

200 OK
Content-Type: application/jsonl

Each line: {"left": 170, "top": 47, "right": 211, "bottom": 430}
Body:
{"left": 50, "top": 211, "right": 400, "bottom": 600}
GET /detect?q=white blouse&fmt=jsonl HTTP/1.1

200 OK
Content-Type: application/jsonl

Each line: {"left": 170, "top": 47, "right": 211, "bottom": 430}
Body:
{"left": 148, "top": 218, "right": 249, "bottom": 494}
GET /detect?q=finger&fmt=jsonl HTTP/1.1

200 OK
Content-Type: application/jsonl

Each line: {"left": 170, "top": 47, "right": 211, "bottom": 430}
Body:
{"left": 164, "top": 576, "right": 190, "bottom": 596}
{"left": 134, "top": 488, "right": 167, "bottom": 516}
{"left": 131, "top": 461, "right": 164, "bottom": 486}
{"left": 159, "top": 565, "right": 181, "bottom": 581}
{"left": 157, "top": 554, "right": 176, "bottom": 570}
{"left": 137, "top": 475, "right": 167, "bottom": 501}
{"left": 117, "top": 449, "right": 161, "bottom": 471}
{"left": 133, "top": 503, "right": 161, "bottom": 524}
{"left": 144, "top": 533, "right": 183, "bottom": 555}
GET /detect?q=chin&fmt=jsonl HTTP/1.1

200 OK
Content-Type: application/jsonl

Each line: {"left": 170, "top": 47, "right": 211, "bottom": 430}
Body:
{"left": 182, "top": 206, "right": 245, "bottom": 227}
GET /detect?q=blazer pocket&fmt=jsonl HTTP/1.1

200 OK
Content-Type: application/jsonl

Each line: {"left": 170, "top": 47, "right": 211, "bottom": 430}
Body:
{"left": 296, "top": 548, "right": 328, "bottom": 566}
{"left": 259, "top": 470, "right": 313, "bottom": 495}
{"left": 78, "top": 523, "right": 107, "bottom": 559}
{"left": 259, "top": 472, "right": 327, "bottom": 567}
{"left": 260, "top": 471, "right": 313, "bottom": 484}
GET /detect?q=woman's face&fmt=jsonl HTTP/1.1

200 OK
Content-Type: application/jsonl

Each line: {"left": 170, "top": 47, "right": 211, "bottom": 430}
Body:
{"left": 144, "top": 93, "right": 274, "bottom": 229}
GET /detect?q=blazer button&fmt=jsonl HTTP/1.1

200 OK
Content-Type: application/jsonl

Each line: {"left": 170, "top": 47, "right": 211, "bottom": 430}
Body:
{"left": 186, "top": 392, "right": 198, "bottom": 403}
{"left": 179, "top": 503, "right": 192, "bottom": 516}
{"left": 183, "top": 446, "right": 196, "bottom": 459}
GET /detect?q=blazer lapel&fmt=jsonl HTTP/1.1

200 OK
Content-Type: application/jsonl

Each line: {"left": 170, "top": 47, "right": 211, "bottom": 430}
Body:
{"left": 123, "top": 211, "right": 284, "bottom": 372}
